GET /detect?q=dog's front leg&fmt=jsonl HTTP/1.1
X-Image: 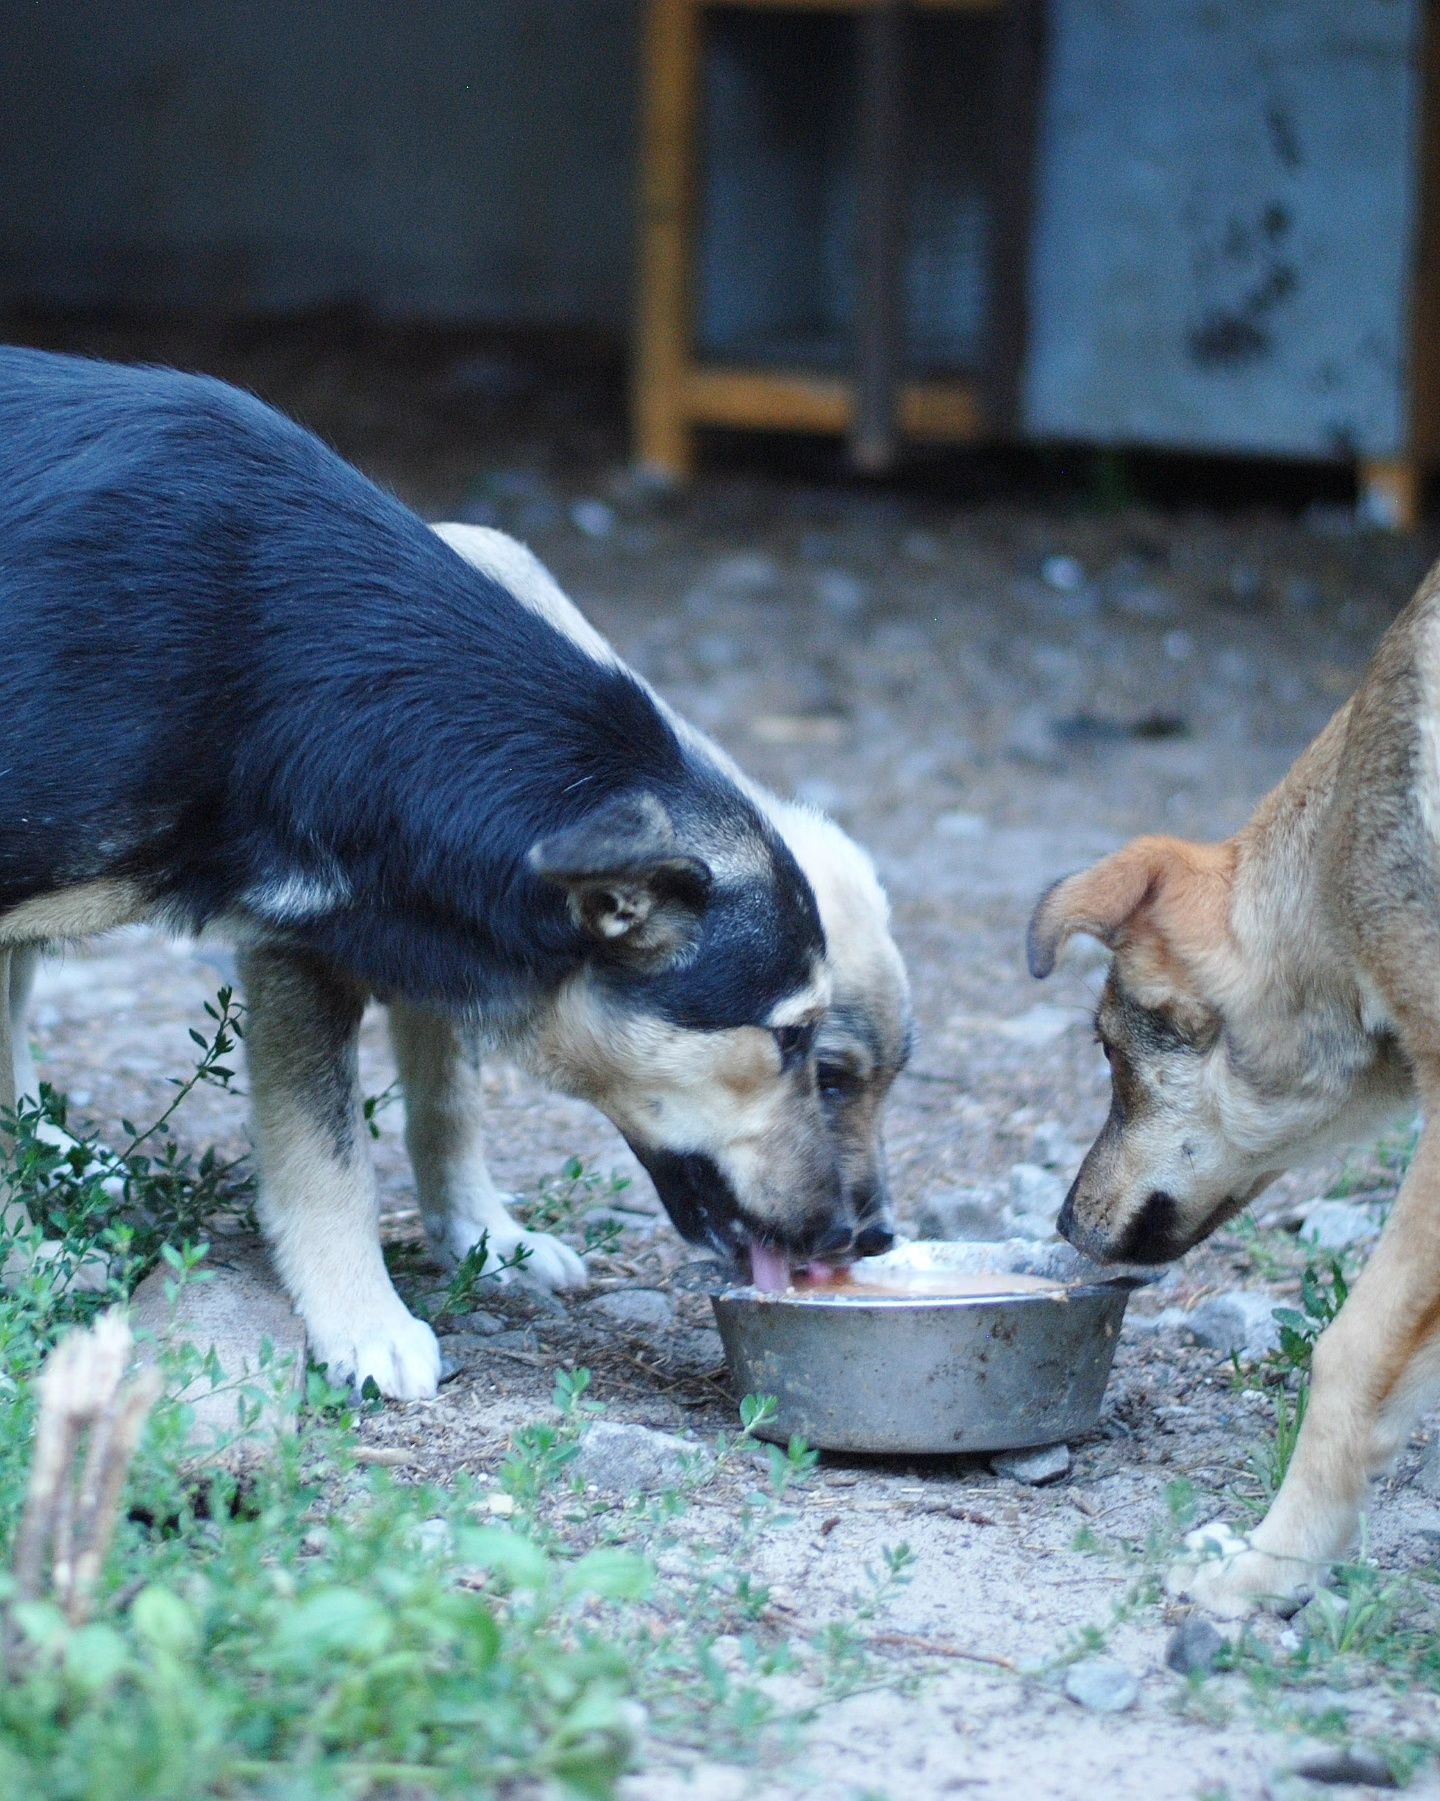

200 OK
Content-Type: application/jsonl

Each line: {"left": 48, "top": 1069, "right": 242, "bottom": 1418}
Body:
{"left": 1173, "top": 1119, "right": 1440, "bottom": 1617}
{"left": 387, "top": 1001, "right": 587, "bottom": 1292}
{"left": 241, "top": 948, "right": 441, "bottom": 1399}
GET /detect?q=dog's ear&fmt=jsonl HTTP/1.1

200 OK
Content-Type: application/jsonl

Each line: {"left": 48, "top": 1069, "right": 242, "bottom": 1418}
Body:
{"left": 1027, "top": 836, "right": 1233, "bottom": 978}
{"left": 528, "top": 793, "right": 712, "bottom": 964}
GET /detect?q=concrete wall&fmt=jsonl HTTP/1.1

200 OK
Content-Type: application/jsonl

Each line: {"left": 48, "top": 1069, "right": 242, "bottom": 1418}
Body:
{"left": 0, "top": 0, "right": 639, "bottom": 326}
{"left": 1024, "top": 0, "right": 1420, "bottom": 458}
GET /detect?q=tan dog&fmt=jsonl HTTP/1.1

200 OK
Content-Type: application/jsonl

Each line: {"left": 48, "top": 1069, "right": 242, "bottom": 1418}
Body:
{"left": 1027, "top": 564, "right": 1440, "bottom": 1618}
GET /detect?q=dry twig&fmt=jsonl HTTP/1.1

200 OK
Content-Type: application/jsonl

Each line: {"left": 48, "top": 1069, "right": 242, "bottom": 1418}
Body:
{"left": 6, "top": 1311, "right": 162, "bottom": 1664}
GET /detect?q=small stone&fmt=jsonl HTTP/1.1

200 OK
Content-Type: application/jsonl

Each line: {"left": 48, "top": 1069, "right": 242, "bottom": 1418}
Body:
{"left": 447, "top": 1309, "right": 504, "bottom": 1336}
{"left": 1063, "top": 1657, "right": 1138, "bottom": 1713}
{"left": 1004, "top": 1163, "right": 1067, "bottom": 1237}
{"left": 935, "top": 810, "right": 988, "bottom": 839}
{"left": 1030, "top": 1121, "right": 1081, "bottom": 1171}
{"left": 414, "top": 1517, "right": 453, "bottom": 1556}
{"left": 1042, "top": 554, "right": 1085, "bottom": 592}
{"left": 574, "top": 1421, "right": 696, "bottom": 1494}
{"left": 1185, "top": 1291, "right": 1281, "bottom": 1360}
{"left": 130, "top": 1233, "right": 306, "bottom": 1470}
{"left": 704, "top": 552, "right": 778, "bottom": 596}
{"left": 670, "top": 1326, "right": 725, "bottom": 1366}
{"left": 570, "top": 499, "right": 616, "bottom": 538}
{"left": 1413, "top": 1437, "right": 1440, "bottom": 1497}
{"left": 1165, "top": 1614, "right": 1226, "bottom": 1676}
{"left": 1290, "top": 1746, "right": 1396, "bottom": 1788}
{"left": 915, "top": 1188, "right": 1003, "bottom": 1242}
{"left": 1297, "top": 1199, "right": 1384, "bottom": 1251}
{"left": 991, "top": 1443, "right": 1070, "bottom": 1486}
{"left": 1126, "top": 1306, "right": 1189, "bottom": 1336}
{"left": 814, "top": 570, "right": 868, "bottom": 619}
{"left": 585, "top": 1289, "right": 675, "bottom": 1331}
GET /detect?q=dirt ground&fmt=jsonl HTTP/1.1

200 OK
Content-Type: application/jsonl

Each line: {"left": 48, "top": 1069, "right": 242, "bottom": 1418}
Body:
{"left": 10, "top": 316, "right": 1440, "bottom": 1799}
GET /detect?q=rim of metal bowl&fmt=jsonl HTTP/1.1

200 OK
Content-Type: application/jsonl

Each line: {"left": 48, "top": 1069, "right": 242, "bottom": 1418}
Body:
{"left": 713, "top": 1275, "right": 1141, "bottom": 1310}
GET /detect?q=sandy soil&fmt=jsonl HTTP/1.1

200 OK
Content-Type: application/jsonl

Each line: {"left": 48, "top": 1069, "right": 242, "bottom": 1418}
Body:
{"left": 10, "top": 318, "right": 1440, "bottom": 1799}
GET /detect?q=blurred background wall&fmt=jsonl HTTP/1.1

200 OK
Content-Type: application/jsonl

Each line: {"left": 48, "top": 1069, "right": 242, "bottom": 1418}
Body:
{"left": 0, "top": 0, "right": 640, "bottom": 328}
{"left": 0, "top": 1, "right": 1427, "bottom": 477}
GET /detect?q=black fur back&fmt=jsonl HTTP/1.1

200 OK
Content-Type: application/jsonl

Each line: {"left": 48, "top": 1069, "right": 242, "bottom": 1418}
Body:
{"left": 0, "top": 348, "right": 821, "bottom": 1023}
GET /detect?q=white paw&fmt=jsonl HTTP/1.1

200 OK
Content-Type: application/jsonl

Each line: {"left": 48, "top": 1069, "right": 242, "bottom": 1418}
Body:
{"left": 310, "top": 1307, "right": 441, "bottom": 1400}
{"left": 433, "top": 1210, "right": 588, "bottom": 1294}
{"left": 1167, "top": 1519, "right": 1315, "bottom": 1620}
{"left": 33, "top": 1117, "right": 126, "bottom": 1200}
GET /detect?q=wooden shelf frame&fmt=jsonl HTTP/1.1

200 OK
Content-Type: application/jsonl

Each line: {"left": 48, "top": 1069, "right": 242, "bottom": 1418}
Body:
{"left": 632, "top": 0, "right": 1039, "bottom": 478}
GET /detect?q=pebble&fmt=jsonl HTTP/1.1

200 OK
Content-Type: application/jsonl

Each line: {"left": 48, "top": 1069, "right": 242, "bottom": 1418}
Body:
{"left": 1297, "top": 1199, "right": 1385, "bottom": 1251}
{"left": 1165, "top": 1614, "right": 1226, "bottom": 1676}
{"left": 1288, "top": 1745, "right": 1396, "bottom": 1788}
{"left": 991, "top": 1443, "right": 1070, "bottom": 1486}
{"left": 414, "top": 1517, "right": 453, "bottom": 1556}
{"left": 1003, "top": 1163, "right": 1067, "bottom": 1237}
{"left": 1413, "top": 1437, "right": 1440, "bottom": 1497}
{"left": 570, "top": 499, "right": 616, "bottom": 538}
{"left": 915, "top": 1188, "right": 1003, "bottom": 1242}
{"left": 1030, "top": 1121, "right": 1081, "bottom": 1172}
{"left": 1185, "top": 1290, "right": 1281, "bottom": 1359}
{"left": 935, "top": 809, "right": 989, "bottom": 839}
{"left": 814, "top": 570, "right": 868, "bottom": 619}
{"left": 584, "top": 1288, "right": 676, "bottom": 1332}
{"left": 447, "top": 1309, "right": 504, "bottom": 1336}
{"left": 574, "top": 1421, "right": 697, "bottom": 1494}
{"left": 1042, "top": 554, "right": 1086, "bottom": 592}
{"left": 130, "top": 1233, "right": 306, "bottom": 1469}
{"left": 1063, "top": 1657, "right": 1138, "bottom": 1713}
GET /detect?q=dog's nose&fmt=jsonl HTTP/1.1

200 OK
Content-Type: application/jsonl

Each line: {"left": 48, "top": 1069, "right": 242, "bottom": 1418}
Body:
{"left": 853, "top": 1220, "right": 896, "bottom": 1257}
{"left": 813, "top": 1221, "right": 855, "bottom": 1258}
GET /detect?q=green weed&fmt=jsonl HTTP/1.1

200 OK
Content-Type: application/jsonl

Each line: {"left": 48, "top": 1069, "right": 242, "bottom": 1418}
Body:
{"left": 0, "top": 1004, "right": 921, "bottom": 1797}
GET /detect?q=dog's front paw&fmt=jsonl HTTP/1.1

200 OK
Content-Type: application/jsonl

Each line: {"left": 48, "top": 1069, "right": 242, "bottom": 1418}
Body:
{"left": 1166, "top": 1520, "right": 1314, "bottom": 1620}
{"left": 311, "top": 1307, "right": 441, "bottom": 1401}
{"left": 437, "top": 1212, "right": 588, "bottom": 1294}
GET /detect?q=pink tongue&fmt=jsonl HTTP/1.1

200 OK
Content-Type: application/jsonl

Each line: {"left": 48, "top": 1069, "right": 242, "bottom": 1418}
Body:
{"left": 748, "top": 1240, "right": 793, "bottom": 1293}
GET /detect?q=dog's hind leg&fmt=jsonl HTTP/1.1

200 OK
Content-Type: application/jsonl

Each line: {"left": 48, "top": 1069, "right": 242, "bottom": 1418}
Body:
{"left": 1175, "top": 1099, "right": 1440, "bottom": 1617}
{"left": 241, "top": 947, "right": 441, "bottom": 1399}
{"left": 387, "top": 1001, "right": 587, "bottom": 1292}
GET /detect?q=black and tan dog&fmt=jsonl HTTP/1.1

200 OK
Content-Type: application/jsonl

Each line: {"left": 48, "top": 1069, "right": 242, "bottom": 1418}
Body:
{"left": 0, "top": 347, "right": 908, "bottom": 1396}
{"left": 1028, "top": 562, "right": 1440, "bottom": 1616}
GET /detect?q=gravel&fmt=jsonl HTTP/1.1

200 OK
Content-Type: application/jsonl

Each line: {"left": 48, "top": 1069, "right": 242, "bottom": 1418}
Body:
{"left": 991, "top": 1443, "right": 1072, "bottom": 1486}
{"left": 583, "top": 1288, "right": 676, "bottom": 1331}
{"left": 1296, "top": 1199, "right": 1386, "bottom": 1250}
{"left": 1184, "top": 1291, "right": 1282, "bottom": 1359}
{"left": 574, "top": 1421, "right": 697, "bottom": 1494}
{"left": 1165, "top": 1615, "right": 1226, "bottom": 1676}
{"left": 1063, "top": 1658, "right": 1139, "bottom": 1713}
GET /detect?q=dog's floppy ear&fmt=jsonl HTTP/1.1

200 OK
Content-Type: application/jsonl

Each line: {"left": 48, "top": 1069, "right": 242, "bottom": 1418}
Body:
{"left": 529, "top": 792, "right": 712, "bottom": 963}
{"left": 1027, "top": 835, "right": 1233, "bottom": 978}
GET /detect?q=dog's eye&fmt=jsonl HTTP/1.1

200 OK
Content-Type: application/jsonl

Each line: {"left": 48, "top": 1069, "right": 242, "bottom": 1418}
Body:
{"left": 817, "top": 1061, "right": 857, "bottom": 1101}
{"left": 773, "top": 1023, "right": 817, "bottom": 1068}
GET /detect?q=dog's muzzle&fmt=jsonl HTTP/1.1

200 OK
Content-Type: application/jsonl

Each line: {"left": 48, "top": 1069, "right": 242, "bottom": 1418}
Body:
{"left": 627, "top": 1141, "right": 851, "bottom": 1273}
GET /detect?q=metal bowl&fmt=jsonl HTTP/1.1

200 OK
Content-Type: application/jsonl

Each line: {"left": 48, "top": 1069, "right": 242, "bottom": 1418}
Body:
{"left": 710, "top": 1240, "right": 1134, "bottom": 1454}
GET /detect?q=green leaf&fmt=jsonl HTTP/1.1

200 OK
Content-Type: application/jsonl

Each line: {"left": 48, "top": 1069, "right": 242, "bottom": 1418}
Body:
{"left": 564, "top": 1549, "right": 653, "bottom": 1602}
{"left": 64, "top": 1622, "right": 131, "bottom": 1691}
{"left": 456, "top": 1526, "right": 552, "bottom": 1590}
{"left": 132, "top": 1585, "right": 198, "bottom": 1656}
{"left": 271, "top": 1586, "right": 392, "bottom": 1662}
